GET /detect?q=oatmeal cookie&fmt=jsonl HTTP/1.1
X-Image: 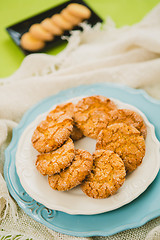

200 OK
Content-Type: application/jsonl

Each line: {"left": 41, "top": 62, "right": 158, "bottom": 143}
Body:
{"left": 74, "top": 95, "right": 117, "bottom": 139}
{"left": 96, "top": 123, "right": 145, "bottom": 173}
{"left": 46, "top": 102, "right": 74, "bottom": 120}
{"left": 107, "top": 109, "right": 147, "bottom": 139}
{"left": 36, "top": 138, "right": 75, "bottom": 176}
{"left": 48, "top": 149, "right": 93, "bottom": 191}
{"left": 47, "top": 102, "right": 83, "bottom": 141}
{"left": 70, "top": 125, "right": 84, "bottom": 141}
{"left": 32, "top": 111, "right": 73, "bottom": 153}
{"left": 81, "top": 150, "right": 126, "bottom": 199}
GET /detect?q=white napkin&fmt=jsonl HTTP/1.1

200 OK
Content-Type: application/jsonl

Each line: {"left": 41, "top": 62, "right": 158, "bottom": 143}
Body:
{"left": 0, "top": 3, "right": 160, "bottom": 240}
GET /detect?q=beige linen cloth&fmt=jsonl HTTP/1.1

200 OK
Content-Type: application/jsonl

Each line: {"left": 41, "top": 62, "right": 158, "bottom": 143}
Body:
{"left": 1, "top": 3, "right": 160, "bottom": 240}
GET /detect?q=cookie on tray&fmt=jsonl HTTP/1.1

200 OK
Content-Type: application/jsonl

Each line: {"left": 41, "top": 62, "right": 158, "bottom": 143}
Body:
{"left": 107, "top": 109, "right": 147, "bottom": 139}
{"left": 96, "top": 123, "right": 145, "bottom": 173}
{"left": 36, "top": 138, "right": 75, "bottom": 176}
{"left": 48, "top": 149, "right": 93, "bottom": 191}
{"left": 74, "top": 95, "right": 117, "bottom": 139}
{"left": 32, "top": 111, "right": 73, "bottom": 153}
{"left": 81, "top": 150, "right": 126, "bottom": 199}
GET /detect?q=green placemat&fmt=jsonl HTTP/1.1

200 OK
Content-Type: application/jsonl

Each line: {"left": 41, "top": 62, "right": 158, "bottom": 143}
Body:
{"left": 0, "top": 0, "right": 159, "bottom": 78}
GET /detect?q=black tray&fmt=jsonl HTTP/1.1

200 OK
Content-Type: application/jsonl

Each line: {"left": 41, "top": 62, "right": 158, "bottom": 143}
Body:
{"left": 6, "top": 0, "right": 103, "bottom": 55}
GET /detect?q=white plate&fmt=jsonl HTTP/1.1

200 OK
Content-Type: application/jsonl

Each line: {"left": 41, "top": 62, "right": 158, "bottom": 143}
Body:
{"left": 16, "top": 97, "right": 160, "bottom": 215}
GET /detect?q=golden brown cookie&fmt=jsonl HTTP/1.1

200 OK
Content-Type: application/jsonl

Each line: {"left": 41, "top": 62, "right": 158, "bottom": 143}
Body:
{"left": 51, "top": 14, "right": 73, "bottom": 30}
{"left": 46, "top": 102, "right": 74, "bottom": 121}
{"left": 74, "top": 95, "right": 117, "bottom": 139}
{"left": 61, "top": 9, "right": 82, "bottom": 26}
{"left": 106, "top": 109, "right": 147, "bottom": 139}
{"left": 46, "top": 102, "right": 83, "bottom": 141}
{"left": 81, "top": 150, "right": 126, "bottom": 199}
{"left": 48, "top": 149, "right": 93, "bottom": 191}
{"left": 96, "top": 123, "right": 145, "bottom": 173}
{"left": 36, "top": 138, "right": 75, "bottom": 176}
{"left": 20, "top": 32, "right": 45, "bottom": 51}
{"left": 32, "top": 111, "right": 73, "bottom": 153}
{"left": 29, "top": 24, "right": 54, "bottom": 41}
{"left": 70, "top": 125, "right": 84, "bottom": 141}
{"left": 41, "top": 18, "right": 63, "bottom": 35}
{"left": 66, "top": 3, "right": 91, "bottom": 19}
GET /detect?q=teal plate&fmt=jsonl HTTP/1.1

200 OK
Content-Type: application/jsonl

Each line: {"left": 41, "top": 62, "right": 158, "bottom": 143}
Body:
{"left": 4, "top": 83, "right": 160, "bottom": 237}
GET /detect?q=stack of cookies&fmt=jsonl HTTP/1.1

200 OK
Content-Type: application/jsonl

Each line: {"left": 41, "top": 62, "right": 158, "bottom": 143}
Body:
{"left": 21, "top": 3, "right": 91, "bottom": 51}
{"left": 31, "top": 95, "right": 146, "bottom": 199}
